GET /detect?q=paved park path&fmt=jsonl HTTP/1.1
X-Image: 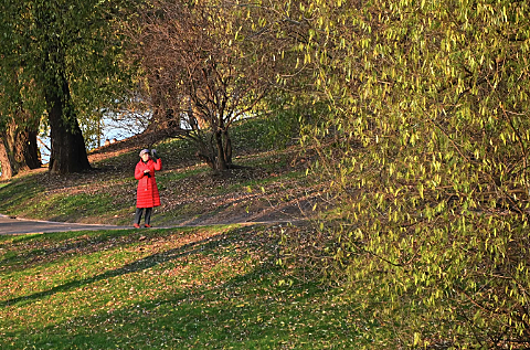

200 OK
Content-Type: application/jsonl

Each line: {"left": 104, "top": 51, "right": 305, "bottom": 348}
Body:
{"left": 0, "top": 214, "right": 288, "bottom": 235}
{"left": 0, "top": 214, "right": 132, "bottom": 235}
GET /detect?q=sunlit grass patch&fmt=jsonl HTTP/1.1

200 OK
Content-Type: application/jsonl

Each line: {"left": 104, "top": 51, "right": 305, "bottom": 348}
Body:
{"left": 0, "top": 225, "right": 369, "bottom": 349}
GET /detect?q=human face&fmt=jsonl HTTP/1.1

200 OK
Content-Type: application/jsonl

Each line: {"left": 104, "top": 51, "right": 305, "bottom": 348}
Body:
{"left": 141, "top": 153, "right": 150, "bottom": 162}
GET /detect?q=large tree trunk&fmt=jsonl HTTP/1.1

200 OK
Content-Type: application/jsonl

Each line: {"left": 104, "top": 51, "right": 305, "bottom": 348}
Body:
{"left": 38, "top": 28, "right": 91, "bottom": 175}
{"left": 0, "top": 117, "right": 41, "bottom": 180}
{"left": 0, "top": 69, "right": 41, "bottom": 180}
{"left": 13, "top": 127, "right": 41, "bottom": 170}
{"left": 46, "top": 72, "right": 91, "bottom": 174}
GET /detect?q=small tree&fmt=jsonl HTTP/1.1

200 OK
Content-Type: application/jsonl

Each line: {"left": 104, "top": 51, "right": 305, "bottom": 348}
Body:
{"left": 127, "top": 0, "right": 279, "bottom": 170}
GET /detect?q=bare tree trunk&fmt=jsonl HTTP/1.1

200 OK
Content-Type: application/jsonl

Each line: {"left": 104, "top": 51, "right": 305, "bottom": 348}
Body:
{"left": 0, "top": 119, "right": 41, "bottom": 180}
{"left": 0, "top": 139, "right": 13, "bottom": 180}
{"left": 214, "top": 129, "right": 228, "bottom": 170}
{"left": 0, "top": 69, "right": 41, "bottom": 179}
{"left": 223, "top": 129, "right": 232, "bottom": 166}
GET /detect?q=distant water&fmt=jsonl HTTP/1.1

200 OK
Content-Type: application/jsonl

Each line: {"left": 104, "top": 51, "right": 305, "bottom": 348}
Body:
{"left": 3, "top": 116, "right": 146, "bottom": 173}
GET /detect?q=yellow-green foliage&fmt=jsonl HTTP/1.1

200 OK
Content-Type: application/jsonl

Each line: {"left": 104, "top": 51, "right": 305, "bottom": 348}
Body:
{"left": 286, "top": 0, "right": 530, "bottom": 348}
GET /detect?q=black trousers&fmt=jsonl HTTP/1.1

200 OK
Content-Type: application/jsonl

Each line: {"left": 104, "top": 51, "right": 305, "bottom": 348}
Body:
{"left": 134, "top": 208, "right": 152, "bottom": 225}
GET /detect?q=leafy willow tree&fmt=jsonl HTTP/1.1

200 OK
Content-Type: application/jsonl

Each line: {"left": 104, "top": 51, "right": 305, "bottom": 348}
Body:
{"left": 266, "top": 0, "right": 530, "bottom": 348}
{"left": 0, "top": 0, "right": 134, "bottom": 174}
{"left": 127, "top": 0, "right": 290, "bottom": 170}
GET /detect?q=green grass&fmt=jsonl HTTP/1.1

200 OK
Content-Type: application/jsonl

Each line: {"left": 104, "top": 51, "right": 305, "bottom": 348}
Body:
{"left": 212, "top": 170, "right": 307, "bottom": 197}
{"left": 0, "top": 116, "right": 311, "bottom": 226}
{"left": 157, "top": 167, "right": 207, "bottom": 184}
{"left": 231, "top": 113, "right": 300, "bottom": 152}
{"left": 0, "top": 225, "right": 371, "bottom": 349}
{"left": 0, "top": 179, "right": 135, "bottom": 224}
{"left": 0, "top": 116, "right": 377, "bottom": 348}
{"left": 0, "top": 177, "right": 43, "bottom": 215}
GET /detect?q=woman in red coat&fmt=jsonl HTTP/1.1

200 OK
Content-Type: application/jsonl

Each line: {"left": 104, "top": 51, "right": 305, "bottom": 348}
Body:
{"left": 134, "top": 149, "right": 162, "bottom": 228}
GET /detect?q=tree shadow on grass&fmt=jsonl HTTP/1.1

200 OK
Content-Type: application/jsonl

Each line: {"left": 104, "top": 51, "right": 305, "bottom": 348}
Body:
{"left": 0, "top": 222, "right": 367, "bottom": 350}
{"left": 0, "top": 179, "right": 42, "bottom": 215}
{"left": 0, "top": 229, "right": 148, "bottom": 273}
{"left": 6, "top": 265, "right": 359, "bottom": 350}
{"left": 0, "top": 232, "right": 229, "bottom": 308}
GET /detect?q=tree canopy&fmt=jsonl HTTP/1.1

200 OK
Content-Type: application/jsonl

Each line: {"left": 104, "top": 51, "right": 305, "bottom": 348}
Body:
{"left": 283, "top": 0, "right": 530, "bottom": 347}
{"left": 126, "top": 0, "right": 305, "bottom": 170}
{"left": 0, "top": 0, "right": 135, "bottom": 174}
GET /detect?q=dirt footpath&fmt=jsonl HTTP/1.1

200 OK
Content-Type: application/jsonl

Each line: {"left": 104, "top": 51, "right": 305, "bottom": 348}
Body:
{"left": 0, "top": 214, "right": 131, "bottom": 235}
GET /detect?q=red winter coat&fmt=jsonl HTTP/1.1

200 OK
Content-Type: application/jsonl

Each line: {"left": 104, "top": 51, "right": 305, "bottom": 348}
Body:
{"left": 135, "top": 158, "right": 162, "bottom": 208}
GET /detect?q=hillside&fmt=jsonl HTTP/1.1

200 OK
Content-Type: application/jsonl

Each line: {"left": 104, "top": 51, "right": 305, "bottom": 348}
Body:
{"left": 0, "top": 120, "right": 323, "bottom": 228}
{"left": 0, "top": 121, "right": 374, "bottom": 350}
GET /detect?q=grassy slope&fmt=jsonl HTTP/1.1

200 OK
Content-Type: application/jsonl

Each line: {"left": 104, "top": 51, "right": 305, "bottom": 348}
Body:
{"left": 0, "top": 225, "right": 387, "bottom": 349}
{"left": 0, "top": 119, "right": 319, "bottom": 227}
{"left": 0, "top": 119, "right": 389, "bottom": 349}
